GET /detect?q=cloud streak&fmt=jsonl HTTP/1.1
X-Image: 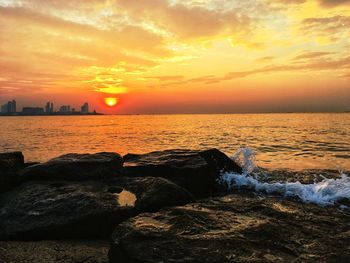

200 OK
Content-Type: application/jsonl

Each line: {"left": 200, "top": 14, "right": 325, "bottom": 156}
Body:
{"left": 292, "top": 51, "right": 334, "bottom": 60}
{"left": 153, "top": 55, "right": 350, "bottom": 88}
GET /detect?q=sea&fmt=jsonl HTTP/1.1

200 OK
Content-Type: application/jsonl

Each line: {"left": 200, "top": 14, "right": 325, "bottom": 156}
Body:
{"left": 1, "top": 113, "right": 350, "bottom": 206}
{"left": 1, "top": 113, "right": 349, "bottom": 170}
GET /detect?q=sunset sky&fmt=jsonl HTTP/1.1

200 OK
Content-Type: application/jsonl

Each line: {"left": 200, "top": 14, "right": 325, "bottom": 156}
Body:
{"left": 0, "top": 0, "right": 349, "bottom": 114}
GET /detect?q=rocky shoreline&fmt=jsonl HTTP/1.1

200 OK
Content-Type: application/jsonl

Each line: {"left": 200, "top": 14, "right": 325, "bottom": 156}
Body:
{"left": 0, "top": 150, "right": 349, "bottom": 262}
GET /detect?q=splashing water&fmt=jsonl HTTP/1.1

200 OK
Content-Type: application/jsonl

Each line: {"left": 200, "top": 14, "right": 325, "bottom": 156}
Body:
{"left": 232, "top": 147, "right": 256, "bottom": 175}
{"left": 218, "top": 148, "right": 350, "bottom": 206}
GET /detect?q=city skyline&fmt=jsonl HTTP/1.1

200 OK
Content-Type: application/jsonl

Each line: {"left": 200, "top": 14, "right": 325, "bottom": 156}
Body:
{"left": 1, "top": 99, "right": 16, "bottom": 114}
{"left": 0, "top": 99, "right": 94, "bottom": 115}
{"left": 0, "top": 0, "right": 349, "bottom": 114}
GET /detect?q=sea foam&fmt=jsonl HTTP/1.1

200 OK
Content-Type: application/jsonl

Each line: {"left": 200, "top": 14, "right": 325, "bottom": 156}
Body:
{"left": 218, "top": 148, "right": 350, "bottom": 206}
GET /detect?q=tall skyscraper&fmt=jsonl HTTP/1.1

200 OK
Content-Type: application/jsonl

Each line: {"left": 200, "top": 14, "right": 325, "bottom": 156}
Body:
{"left": 7, "top": 101, "right": 12, "bottom": 113}
{"left": 81, "top": 102, "right": 89, "bottom": 114}
{"left": 1, "top": 100, "right": 16, "bottom": 113}
{"left": 45, "top": 102, "right": 50, "bottom": 113}
{"left": 45, "top": 102, "right": 54, "bottom": 113}
{"left": 11, "top": 100, "right": 16, "bottom": 113}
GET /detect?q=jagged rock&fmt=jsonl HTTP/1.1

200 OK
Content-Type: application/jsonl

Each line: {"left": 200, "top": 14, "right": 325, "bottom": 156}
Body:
{"left": 109, "top": 194, "right": 350, "bottom": 263}
{"left": 20, "top": 152, "right": 123, "bottom": 181}
{"left": 0, "top": 240, "right": 109, "bottom": 263}
{"left": 0, "top": 151, "right": 24, "bottom": 192}
{"left": 122, "top": 149, "right": 241, "bottom": 198}
{"left": 0, "top": 177, "right": 193, "bottom": 240}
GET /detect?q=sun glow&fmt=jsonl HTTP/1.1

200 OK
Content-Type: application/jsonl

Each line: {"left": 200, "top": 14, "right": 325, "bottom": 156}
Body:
{"left": 104, "top": 97, "right": 118, "bottom": 107}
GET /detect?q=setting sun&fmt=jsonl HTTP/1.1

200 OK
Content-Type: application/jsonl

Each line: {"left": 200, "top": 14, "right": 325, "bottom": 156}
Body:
{"left": 104, "top": 97, "right": 118, "bottom": 107}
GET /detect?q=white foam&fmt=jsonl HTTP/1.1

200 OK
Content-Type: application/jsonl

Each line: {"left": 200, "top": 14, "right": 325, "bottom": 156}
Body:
{"left": 218, "top": 147, "right": 350, "bottom": 206}
{"left": 232, "top": 147, "right": 256, "bottom": 175}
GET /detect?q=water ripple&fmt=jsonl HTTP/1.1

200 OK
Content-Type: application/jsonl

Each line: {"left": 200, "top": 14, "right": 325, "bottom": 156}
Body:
{"left": 0, "top": 113, "right": 349, "bottom": 170}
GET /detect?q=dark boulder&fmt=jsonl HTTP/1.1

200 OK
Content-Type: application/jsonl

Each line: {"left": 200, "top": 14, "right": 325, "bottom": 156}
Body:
{"left": 0, "top": 152, "right": 24, "bottom": 192}
{"left": 109, "top": 194, "right": 350, "bottom": 263}
{"left": 0, "top": 240, "right": 109, "bottom": 263}
{"left": 20, "top": 152, "right": 123, "bottom": 181}
{"left": 134, "top": 176, "right": 194, "bottom": 212}
{"left": 122, "top": 149, "right": 241, "bottom": 198}
{"left": 0, "top": 177, "right": 193, "bottom": 240}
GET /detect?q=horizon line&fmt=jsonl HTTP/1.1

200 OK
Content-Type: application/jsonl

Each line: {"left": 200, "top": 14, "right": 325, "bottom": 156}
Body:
{"left": 1, "top": 111, "right": 349, "bottom": 117}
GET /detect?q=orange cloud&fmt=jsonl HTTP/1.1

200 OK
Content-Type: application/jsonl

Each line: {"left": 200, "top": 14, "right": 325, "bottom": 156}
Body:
{"left": 113, "top": 0, "right": 256, "bottom": 40}
{"left": 292, "top": 51, "right": 334, "bottom": 60}
{"left": 318, "top": 0, "right": 350, "bottom": 7}
{"left": 301, "top": 15, "right": 350, "bottom": 41}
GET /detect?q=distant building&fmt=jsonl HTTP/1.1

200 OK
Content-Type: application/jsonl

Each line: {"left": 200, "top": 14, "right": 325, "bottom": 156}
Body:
{"left": 1, "top": 104, "right": 7, "bottom": 113}
{"left": 22, "top": 107, "right": 44, "bottom": 115}
{"left": 45, "top": 102, "right": 54, "bottom": 113}
{"left": 1, "top": 100, "right": 16, "bottom": 113}
{"left": 7, "top": 101, "right": 12, "bottom": 113}
{"left": 59, "top": 105, "right": 71, "bottom": 113}
{"left": 45, "top": 102, "right": 50, "bottom": 113}
{"left": 81, "top": 102, "right": 89, "bottom": 114}
{"left": 10, "top": 100, "right": 16, "bottom": 113}
{"left": 0, "top": 100, "right": 99, "bottom": 115}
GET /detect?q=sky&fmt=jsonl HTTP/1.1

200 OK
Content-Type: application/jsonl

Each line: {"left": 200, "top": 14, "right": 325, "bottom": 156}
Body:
{"left": 0, "top": 0, "right": 349, "bottom": 114}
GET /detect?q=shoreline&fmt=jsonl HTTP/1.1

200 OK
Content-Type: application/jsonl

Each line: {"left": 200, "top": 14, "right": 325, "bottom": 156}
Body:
{"left": 1, "top": 112, "right": 349, "bottom": 117}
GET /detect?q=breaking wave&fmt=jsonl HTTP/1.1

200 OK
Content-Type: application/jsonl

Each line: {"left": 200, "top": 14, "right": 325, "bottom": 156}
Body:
{"left": 218, "top": 148, "right": 350, "bottom": 206}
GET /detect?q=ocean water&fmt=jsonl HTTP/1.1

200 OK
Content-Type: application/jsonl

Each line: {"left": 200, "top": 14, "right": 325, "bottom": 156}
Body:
{"left": 219, "top": 148, "right": 350, "bottom": 206}
{"left": 0, "top": 113, "right": 349, "bottom": 171}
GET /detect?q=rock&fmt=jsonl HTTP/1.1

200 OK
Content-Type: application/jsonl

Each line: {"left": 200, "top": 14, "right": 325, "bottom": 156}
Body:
{"left": 0, "top": 240, "right": 109, "bottom": 263}
{"left": 0, "top": 152, "right": 24, "bottom": 170}
{"left": 20, "top": 152, "right": 123, "bottom": 181}
{"left": 109, "top": 194, "right": 350, "bottom": 263}
{"left": 122, "top": 149, "right": 241, "bottom": 198}
{"left": 23, "top": 161, "right": 40, "bottom": 168}
{"left": 134, "top": 176, "right": 194, "bottom": 212}
{"left": 0, "top": 152, "right": 24, "bottom": 192}
{"left": 0, "top": 177, "right": 193, "bottom": 240}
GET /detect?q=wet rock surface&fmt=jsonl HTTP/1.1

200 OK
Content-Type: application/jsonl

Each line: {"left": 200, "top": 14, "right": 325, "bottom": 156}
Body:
{"left": 122, "top": 148, "right": 241, "bottom": 198}
{"left": 0, "top": 177, "right": 193, "bottom": 240}
{"left": 20, "top": 152, "right": 123, "bottom": 181}
{"left": 1, "top": 149, "right": 349, "bottom": 263}
{"left": 0, "top": 240, "right": 109, "bottom": 263}
{"left": 110, "top": 193, "right": 350, "bottom": 263}
{"left": 0, "top": 152, "right": 24, "bottom": 192}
